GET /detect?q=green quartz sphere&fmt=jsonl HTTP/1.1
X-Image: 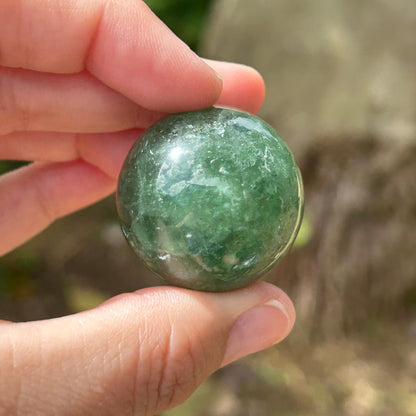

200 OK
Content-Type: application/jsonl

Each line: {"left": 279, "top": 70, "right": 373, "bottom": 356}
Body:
{"left": 117, "top": 107, "right": 303, "bottom": 292}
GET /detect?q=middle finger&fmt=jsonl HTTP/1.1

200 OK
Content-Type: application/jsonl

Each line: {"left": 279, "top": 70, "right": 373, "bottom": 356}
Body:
{"left": 0, "top": 66, "right": 164, "bottom": 135}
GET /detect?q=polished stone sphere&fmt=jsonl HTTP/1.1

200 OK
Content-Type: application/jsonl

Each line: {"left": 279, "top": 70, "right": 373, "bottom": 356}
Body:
{"left": 117, "top": 107, "right": 303, "bottom": 291}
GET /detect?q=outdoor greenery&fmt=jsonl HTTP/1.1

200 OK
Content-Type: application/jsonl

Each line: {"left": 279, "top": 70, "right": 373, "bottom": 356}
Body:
{"left": 145, "top": 0, "right": 213, "bottom": 51}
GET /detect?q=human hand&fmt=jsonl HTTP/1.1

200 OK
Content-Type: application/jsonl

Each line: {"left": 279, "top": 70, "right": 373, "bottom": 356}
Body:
{"left": 0, "top": 1, "right": 295, "bottom": 415}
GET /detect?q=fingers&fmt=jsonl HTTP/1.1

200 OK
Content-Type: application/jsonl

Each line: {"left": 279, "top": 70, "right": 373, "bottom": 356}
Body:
{"left": 0, "top": 67, "right": 163, "bottom": 135}
{"left": 206, "top": 60, "right": 266, "bottom": 114}
{"left": 0, "top": 130, "right": 142, "bottom": 165}
{"left": 0, "top": 61, "right": 263, "bottom": 135}
{"left": 0, "top": 129, "right": 140, "bottom": 255}
{"left": 0, "top": 131, "right": 79, "bottom": 162}
{"left": 0, "top": 282, "right": 295, "bottom": 415}
{"left": 0, "top": 160, "right": 116, "bottom": 255}
{"left": 0, "top": 0, "right": 222, "bottom": 112}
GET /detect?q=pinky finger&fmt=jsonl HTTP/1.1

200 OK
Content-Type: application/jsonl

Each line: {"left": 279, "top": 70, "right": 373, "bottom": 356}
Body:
{"left": 0, "top": 160, "right": 116, "bottom": 256}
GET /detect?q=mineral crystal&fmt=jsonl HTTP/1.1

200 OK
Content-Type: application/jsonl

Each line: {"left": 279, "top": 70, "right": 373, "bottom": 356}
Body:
{"left": 117, "top": 107, "right": 303, "bottom": 291}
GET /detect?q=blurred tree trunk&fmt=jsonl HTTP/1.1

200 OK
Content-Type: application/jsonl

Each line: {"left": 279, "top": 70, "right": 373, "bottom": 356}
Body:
{"left": 201, "top": 0, "right": 416, "bottom": 338}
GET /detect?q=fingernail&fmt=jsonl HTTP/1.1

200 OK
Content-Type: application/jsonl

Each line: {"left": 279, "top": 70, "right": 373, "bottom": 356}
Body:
{"left": 221, "top": 299, "right": 291, "bottom": 366}
{"left": 202, "top": 59, "right": 222, "bottom": 85}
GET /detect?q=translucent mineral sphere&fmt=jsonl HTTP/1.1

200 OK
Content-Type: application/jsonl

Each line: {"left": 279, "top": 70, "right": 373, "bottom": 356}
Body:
{"left": 117, "top": 107, "right": 304, "bottom": 291}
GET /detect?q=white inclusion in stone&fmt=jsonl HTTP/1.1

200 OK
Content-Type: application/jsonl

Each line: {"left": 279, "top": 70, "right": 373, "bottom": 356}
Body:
{"left": 233, "top": 255, "right": 258, "bottom": 270}
{"left": 241, "top": 255, "right": 258, "bottom": 267}
{"left": 223, "top": 254, "right": 239, "bottom": 265}
{"left": 264, "top": 146, "right": 272, "bottom": 172}
{"left": 157, "top": 252, "right": 171, "bottom": 261}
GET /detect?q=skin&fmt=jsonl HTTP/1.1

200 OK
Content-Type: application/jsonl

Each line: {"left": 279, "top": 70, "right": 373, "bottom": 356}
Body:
{"left": 0, "top": 1, "right": 296, "bottom": 415}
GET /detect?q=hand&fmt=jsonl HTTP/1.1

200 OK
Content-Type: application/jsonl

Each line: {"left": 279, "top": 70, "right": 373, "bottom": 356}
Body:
{"left": 0, "top": 1, "right": 295, "bottom": 415}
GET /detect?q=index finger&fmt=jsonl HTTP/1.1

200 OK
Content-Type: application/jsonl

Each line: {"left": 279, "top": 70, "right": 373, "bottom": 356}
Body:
{"left": 0, "top": 0, "right": 222, "bottom": 112}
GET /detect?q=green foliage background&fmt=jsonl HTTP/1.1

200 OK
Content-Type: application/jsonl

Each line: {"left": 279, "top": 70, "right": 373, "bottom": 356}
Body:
{"left": 145, "top": 0, "right": 213, "bottom": 51}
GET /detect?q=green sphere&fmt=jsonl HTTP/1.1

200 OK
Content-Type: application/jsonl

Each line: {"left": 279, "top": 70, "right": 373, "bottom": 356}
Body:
{"left": 117, "top": 107, "right": 303, "bottom": 291}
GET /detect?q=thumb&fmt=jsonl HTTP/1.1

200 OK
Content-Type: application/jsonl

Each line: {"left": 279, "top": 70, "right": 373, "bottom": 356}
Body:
{"left": 0, "top": 282, "right": 295, "bottom": 416}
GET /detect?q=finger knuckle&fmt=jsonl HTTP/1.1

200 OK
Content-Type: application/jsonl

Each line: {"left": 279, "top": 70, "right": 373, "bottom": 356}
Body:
{"left": 31, "top": 170, "right": 57, "bottom": 224}
{"left": 135, "top": 324, "right": 205, "bottom": 415}
{"left": 0, "top": 68, "right": 29, "bottom": 134}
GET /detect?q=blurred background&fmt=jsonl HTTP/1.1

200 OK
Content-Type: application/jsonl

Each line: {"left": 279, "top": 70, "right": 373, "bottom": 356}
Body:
{"left": 1, "top": 0, "right": 416, "bottom": 415}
